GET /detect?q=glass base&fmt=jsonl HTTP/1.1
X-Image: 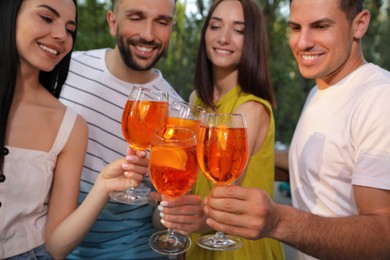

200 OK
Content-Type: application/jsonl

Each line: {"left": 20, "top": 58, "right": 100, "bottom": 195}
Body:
{"left": 109, "top": 190, "right": 149, "bottom": 205}
{"left": 196, "top": 232, "right": 242, "bottom": 251}
{"left": 149, "top": 230, "right": 191, "bottom": 255}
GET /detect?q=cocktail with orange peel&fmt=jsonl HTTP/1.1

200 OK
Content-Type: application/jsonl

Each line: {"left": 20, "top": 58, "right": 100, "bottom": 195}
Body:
{"left": 149, "top": 126, "right": 198, "bottom": 255}
{"left": 196, "top": 112, "right": 249, "bottom": 251}
{"left": 110, "top": 86, "right": 169, "bottom": 205}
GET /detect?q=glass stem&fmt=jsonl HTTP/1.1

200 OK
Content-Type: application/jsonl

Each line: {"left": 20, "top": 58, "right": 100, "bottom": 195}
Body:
{"left": 167, "top": 228, "right": 176, "bottom": 239}
{"left": 125, "top": 187, "right": 137, "bottom": 200}
{"left": 212, "top": 231, "right": 227, "bottom": 242}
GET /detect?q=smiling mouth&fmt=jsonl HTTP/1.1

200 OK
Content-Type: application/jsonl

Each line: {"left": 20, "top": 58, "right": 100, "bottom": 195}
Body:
{"left": 39, "top": 44, "right": 59, "bottom": 55}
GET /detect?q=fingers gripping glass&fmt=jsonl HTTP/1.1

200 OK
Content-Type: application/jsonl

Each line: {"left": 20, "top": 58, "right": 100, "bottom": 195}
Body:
{"left": 110, "top": 86, "right": 169, "bottom": 205}
{"left": 196, "top": 112, "right": 249, "bottom": 251}
{"left": 148, "top": 127, "right": 198, "bottom": 255}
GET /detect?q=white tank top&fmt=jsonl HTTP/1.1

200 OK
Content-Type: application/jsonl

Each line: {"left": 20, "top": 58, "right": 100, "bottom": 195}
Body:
{"left": 0, "top": 107, "right": 78, "bottom": 258}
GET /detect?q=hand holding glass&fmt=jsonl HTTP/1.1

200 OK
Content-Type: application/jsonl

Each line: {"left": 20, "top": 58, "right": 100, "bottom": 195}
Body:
{"left": 149, "top": 126, "right": 198, "bottom": 255}
{"left": 110, "top": 86, "right": 169, "bottom": 205}
{"left": 196, "top": 112, "right": 249, "bottom": 251}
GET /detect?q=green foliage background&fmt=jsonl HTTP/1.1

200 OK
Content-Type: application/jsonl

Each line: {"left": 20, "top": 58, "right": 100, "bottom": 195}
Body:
{"left": 74, "top": 0, "right": 390, "bottom": 144}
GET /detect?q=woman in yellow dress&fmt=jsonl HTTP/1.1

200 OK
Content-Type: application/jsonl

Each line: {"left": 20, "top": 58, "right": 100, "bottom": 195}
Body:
{"left": 188, "top": 0, "right": 285, "bottom": 258}
{"left": 158, "top": 0, "right": 285, "bottom": 259}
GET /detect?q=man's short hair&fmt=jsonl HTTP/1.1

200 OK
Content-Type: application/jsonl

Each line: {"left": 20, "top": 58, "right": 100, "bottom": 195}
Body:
{"left": 290, "top": 0, "right": 364, "bottom": 23}
{"left": 112, "top": 0, "right": 177, "bottom": 12}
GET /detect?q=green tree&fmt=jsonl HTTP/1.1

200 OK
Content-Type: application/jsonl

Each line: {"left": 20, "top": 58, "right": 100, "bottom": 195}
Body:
{"left": 363, "top": 0, "right": 390, "bottom": 70}
{"left": 261, "top": 0, "right": 311, "bottom": 143}
{"left": 75, "top": 0, "right": 113, "bottom": 50}
{"left": 157, "top": 1, "right": 203, "bottom": 100}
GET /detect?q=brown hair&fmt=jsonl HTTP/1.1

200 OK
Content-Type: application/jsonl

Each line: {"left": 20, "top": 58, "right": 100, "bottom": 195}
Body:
{"left": 194, "top": 0, "right": 275, "bottom": 110}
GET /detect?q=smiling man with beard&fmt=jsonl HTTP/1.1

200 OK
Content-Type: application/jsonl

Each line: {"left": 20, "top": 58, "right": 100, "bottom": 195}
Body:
{"left": 59, "top": 0, "right": 182, "bottom": 259}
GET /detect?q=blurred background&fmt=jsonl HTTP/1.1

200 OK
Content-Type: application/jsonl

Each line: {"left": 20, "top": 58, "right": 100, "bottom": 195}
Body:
{"left": 75, "top": 0, "right": 390, "bottom": 147}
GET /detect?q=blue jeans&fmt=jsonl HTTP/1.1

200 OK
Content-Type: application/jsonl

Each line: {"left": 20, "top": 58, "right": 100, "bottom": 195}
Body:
{"left": 5, "top": 245, "right": 53, "bottom": 260}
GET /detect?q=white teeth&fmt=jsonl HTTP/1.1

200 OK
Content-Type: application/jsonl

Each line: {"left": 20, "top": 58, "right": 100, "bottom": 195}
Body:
{"left": 215, "top": 49, "right": 231, "bottom": 54}
{"left": 302, "top": 55, "right": 316, "bottom": 61}
{"left": 39, "top": 44, "right": 58, "bottom": 55}
{"left": 137, "top": 46, "right": 153, "bottom": 52}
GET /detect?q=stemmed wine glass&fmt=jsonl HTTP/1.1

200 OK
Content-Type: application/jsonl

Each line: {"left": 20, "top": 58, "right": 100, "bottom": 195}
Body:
{"left": 196, "top": 112, "right": 249, "bottom": 251}
{"left": 147, "top": 99, "right": 206, "bottom": 207}
{"left": 148, "top": 126, "right": 198, "bottom": 255}
{"left": 148, "top": 100, "right": 205, "bottom": 207}
{"left": 110, "top": 86, "right": 169, "bottom": 205}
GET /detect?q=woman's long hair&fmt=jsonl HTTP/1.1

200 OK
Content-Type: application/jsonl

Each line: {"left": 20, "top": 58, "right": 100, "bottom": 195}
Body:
{"left": 0, "top": 0, "right": 78, "bottom": 177}
{"left": 195, "top": 0, "right": 275, "bottom": 110}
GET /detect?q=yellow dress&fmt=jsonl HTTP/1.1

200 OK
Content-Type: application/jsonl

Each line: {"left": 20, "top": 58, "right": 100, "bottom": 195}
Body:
{"left": 187, "top": 86, "right": 285, "bottom": 260}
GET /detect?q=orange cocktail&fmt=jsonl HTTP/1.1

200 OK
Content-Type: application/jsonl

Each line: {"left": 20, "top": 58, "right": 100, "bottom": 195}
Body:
{"left": 168, "top": 100, "right": 205, "bottom": 137}
{"left": 122, "top": 100, "right": 168, "bottom": 151}
{"left": 150, "top": 143, "right": 198, "bottom": 197}
{"left": 196, "top": 112, "right": 249, "bottom": 251}
{"left": 110, "top": 86, "right": 168, "bottom": 205}
{"left": 149, "top": 126, "right": 198, "bottom": 255}
{"left": 197, "top": 125, "right": 248, "bottom": 185}
{"left": 166, "top": 117, "right": 201, "bottom": 137}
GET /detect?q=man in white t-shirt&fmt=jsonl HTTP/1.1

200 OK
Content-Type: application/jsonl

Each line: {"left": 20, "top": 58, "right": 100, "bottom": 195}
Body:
{"left": 198, "top": 0, "right": 390, "bottom": 259}
{"left": 59, "top": 0, "right": 182, "bottom": 259}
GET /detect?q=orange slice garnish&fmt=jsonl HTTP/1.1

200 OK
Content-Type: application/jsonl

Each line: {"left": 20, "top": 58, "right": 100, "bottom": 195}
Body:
{"left": 150, "top": 146, "right": 188, "bottom": 170}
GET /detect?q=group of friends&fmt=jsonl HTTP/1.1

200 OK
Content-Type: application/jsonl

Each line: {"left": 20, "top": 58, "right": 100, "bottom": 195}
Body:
{"left": 0, "top": 0, "right": 389, "bottom": 259}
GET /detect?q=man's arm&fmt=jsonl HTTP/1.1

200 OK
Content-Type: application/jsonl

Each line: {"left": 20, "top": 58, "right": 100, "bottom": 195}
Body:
{"left": 274, "top": 150, "right": 289, "bottom": 182}
{"left": 204, "top": 185, "right": 390, "bottom": 259}
{"left": 275, "top": 149, "right": 289, "bottom": 170}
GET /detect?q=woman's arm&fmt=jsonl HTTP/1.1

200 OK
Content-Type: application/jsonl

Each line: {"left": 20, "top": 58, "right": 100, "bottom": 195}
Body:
{"left": 275, "top": 150, "right": 289, "bottom": 170}
{"left": 45, "top": 115, "right": 149, "bottom": 259}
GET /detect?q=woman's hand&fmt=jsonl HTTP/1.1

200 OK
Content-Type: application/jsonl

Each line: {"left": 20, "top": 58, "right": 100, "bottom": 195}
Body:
{"left": 158, "top": 194, "right": 210, "bottom": 235}
{"left": 97, "top": 148, "right": 149, "bottom": 195}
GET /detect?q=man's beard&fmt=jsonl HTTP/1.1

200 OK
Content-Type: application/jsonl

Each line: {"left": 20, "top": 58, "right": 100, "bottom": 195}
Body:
{"left": 117, "top": 35, "right": 167, "bottom": 71}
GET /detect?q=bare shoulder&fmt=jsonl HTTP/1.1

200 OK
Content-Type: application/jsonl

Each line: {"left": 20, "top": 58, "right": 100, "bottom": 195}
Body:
{"left": 60, "top": 112, "right": 88, "bottom": 160}
{"left": 235, "top": 101, "right": 271, "bottom": 154}
{"left": 72, "top": 114, "right": 88, "bottom": 138}
{"left": 235, "top": 100, "right": 270, "bottom": 120}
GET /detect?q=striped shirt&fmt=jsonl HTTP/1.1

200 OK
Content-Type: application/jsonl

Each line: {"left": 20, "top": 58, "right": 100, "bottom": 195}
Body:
{"left": 59, "top": 48, "right": 182, "bottom": 259}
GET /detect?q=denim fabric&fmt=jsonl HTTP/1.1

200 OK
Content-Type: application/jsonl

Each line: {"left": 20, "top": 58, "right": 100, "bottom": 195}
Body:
{"left": 5, "top": 245, "right": 53, "bottom": 260}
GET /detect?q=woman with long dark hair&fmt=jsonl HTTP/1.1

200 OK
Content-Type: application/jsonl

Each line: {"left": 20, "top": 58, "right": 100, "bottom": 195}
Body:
{"left": 0, "top": 1, "right": 148, "bottom": 259}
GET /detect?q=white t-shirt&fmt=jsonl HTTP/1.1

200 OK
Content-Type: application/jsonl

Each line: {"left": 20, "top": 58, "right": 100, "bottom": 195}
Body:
{"left": 289, "top": 63, "right": 390, "bottom": 259}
